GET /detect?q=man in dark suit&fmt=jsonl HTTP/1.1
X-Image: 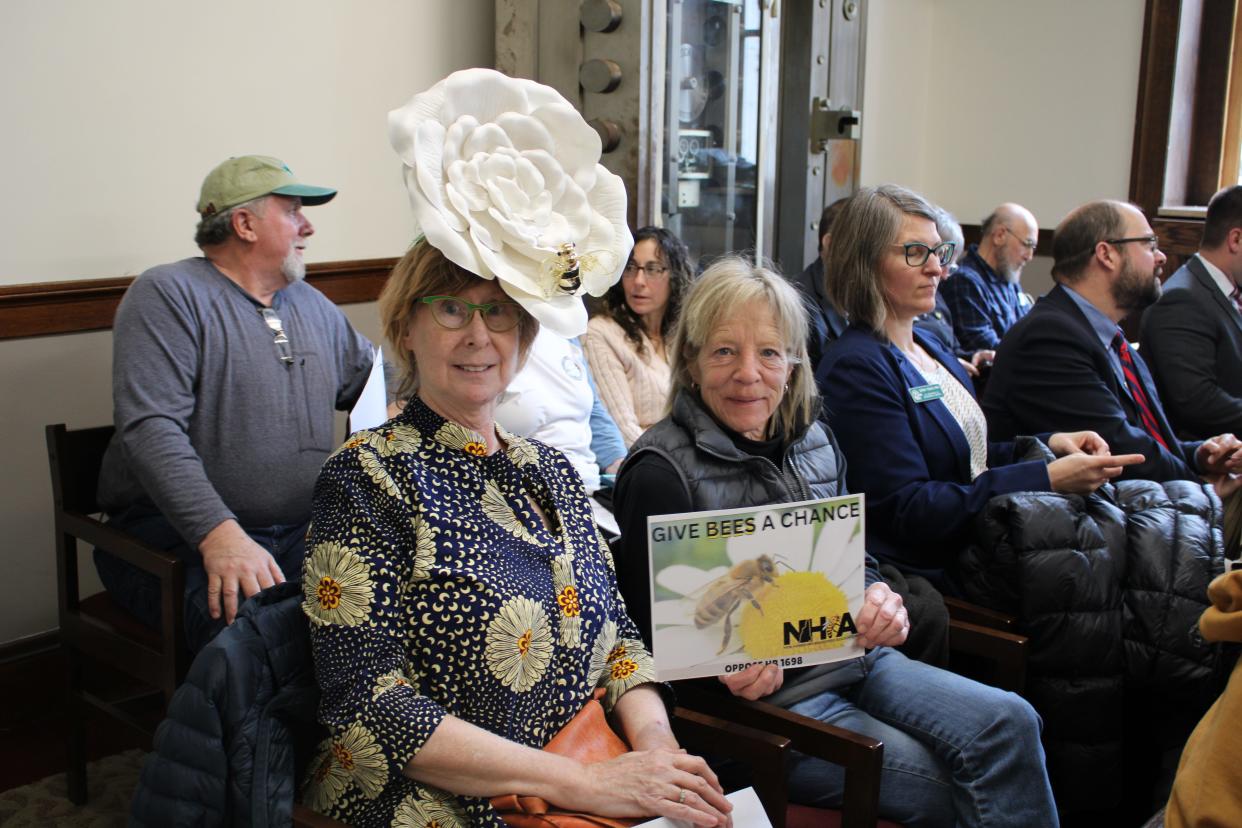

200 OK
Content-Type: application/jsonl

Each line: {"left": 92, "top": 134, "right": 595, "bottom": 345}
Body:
{"left": 982, "top": 200, "right": 1241, "bottom": 499}
{"left": 1141, "top": 185, "right": 1242, "bottom": 440}
{"left": 789, "top": 199, "right": 849, "bottom": 371}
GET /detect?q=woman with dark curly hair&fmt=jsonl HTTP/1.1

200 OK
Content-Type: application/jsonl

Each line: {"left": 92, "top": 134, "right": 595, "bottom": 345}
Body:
{"left": 585, "top": 226, "right": 694, "bottom": 446}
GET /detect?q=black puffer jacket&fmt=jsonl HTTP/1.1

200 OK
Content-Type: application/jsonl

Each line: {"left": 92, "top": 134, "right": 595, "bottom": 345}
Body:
{"left": 130, "top": 583, "right": 322, "bottom": 827}
{"left": 957, "top": 475, "right": 1226, "bottom": 815}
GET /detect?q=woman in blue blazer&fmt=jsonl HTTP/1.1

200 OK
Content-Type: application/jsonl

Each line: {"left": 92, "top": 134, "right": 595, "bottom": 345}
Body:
{"left": 814, "top": 187, "right": 1142, "bottom": 592}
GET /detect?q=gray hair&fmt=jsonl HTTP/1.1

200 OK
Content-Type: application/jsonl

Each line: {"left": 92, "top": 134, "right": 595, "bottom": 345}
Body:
{"left": 668, "top": 255, "right": 818, "bottom": 436}
{"left": 194, "top": 195, "right": 269, "bottom": 248}
{"left": 826, "top": 184, "right": 940, "bottom": 336}
{"left": 933, "top": 207, "right": 965, "bottom": 267}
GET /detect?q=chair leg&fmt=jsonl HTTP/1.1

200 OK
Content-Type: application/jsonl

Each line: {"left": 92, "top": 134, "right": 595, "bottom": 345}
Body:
{"left": 65, "top": 652, "right": 88, "bottom": 805}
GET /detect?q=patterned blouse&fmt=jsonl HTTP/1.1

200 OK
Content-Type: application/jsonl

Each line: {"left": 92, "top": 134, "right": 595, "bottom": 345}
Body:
{"left": 300, "top": 396, "right": 656, "bottom": 827}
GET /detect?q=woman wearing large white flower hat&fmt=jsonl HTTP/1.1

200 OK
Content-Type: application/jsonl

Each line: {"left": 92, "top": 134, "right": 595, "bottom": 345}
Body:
{"left": 299, "top": 68, "right": 731, "bottom": 827}
{"left": 614, "top": 257, "right": 1059, "bottom": 827}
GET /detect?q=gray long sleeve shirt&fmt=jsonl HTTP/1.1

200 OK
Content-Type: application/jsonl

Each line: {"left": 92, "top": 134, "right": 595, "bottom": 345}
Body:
{"left": 98, "top": 257, "right": 373, "bottom": 547}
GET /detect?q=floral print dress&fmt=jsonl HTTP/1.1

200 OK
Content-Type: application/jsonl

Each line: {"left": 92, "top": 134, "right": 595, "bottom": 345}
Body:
{"left": 300, "top": 396, "right": 656, "bottom": 827}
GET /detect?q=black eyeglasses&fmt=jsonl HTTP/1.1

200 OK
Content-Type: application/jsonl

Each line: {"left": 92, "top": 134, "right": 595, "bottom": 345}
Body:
{"left": 1104, "top": 235, "right": 1160, "bottom": 252}
{"left": 419, "top": 295, "right": 523, "bottom": 332}
{"left": 892, "top": 241, "right": 956, "bottom": 267}
{"left": 1002, "top": 225, "right": 1038, "bottom": 252}
{"left": 259, "top": 308, "right": 294, "bottom": 366}
{"left": 622, "top": 262, "right": 669, "bottom": 279}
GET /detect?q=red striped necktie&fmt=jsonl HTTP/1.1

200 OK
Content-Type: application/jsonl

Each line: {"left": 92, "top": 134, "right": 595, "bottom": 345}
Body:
{"left": 1111, "top": 330, "right": 1169, "bottom": 450}
{"left": 1232, "top": 284, "right": 1242, "bottom": 315}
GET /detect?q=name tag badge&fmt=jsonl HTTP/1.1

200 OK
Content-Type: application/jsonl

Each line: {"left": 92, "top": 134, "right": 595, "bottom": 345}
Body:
{"left": 909, "top": 383, "right": 943, "bottom": 404}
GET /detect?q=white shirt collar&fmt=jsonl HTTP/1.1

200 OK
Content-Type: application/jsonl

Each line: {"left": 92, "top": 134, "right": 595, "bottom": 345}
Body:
{"left": 1196, "top": 253, "right": 1238, "bottom": 299}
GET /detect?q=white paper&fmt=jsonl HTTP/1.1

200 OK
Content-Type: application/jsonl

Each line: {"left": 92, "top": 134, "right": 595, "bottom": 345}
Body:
{"left": 634, "top": 786, "right": 773, "bottom": 828}
{"left": 348, "top": 347, "right": 388, "bottom": 433}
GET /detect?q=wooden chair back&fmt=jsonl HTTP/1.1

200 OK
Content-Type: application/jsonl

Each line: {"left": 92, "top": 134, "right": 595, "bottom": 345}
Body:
{"left": 46, "top": 423, "right": 189, "bottom": 803}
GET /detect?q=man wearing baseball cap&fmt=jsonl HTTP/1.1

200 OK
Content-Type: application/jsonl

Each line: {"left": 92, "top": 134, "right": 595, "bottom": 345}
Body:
{"left": 96, "top": 155, "right": 375, "bottom": 652}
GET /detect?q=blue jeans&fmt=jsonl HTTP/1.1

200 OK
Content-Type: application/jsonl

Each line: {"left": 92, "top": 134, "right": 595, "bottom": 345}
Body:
{"left": 785, "top": 648, "right": 1057, "bottom": 828}
{"left": 94, "top": 503, "right": 307, "bottom": 653}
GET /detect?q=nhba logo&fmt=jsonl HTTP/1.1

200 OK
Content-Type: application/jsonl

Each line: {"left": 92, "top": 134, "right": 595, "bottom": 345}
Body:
{"left": 783, "top": 613, "right": 856, "bottom": 646}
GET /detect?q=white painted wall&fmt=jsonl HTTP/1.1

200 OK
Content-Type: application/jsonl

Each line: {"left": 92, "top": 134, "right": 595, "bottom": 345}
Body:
{"left": 0, "top": 0, "right": 495, "bottom": 285}
{"left": 861, "top": 0, "right": 1146, "bottom": 297}
{"left": 0, "top": 1, "right": 493, "bottom": 643}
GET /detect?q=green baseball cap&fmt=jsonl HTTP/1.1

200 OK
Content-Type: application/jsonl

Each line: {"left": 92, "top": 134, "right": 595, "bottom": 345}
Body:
{"left": 196, "top": 155, "right": 336, "bottom": 216}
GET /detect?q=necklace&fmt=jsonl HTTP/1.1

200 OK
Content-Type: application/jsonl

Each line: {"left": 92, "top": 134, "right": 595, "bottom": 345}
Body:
{"left": 900, "top": 343, "right": 938, "bottom": 374}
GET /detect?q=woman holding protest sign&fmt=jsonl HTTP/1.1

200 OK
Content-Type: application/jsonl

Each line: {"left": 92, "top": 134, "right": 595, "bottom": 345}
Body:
{"left": 613, "top": 257, "right": 1057, "bottom": 827}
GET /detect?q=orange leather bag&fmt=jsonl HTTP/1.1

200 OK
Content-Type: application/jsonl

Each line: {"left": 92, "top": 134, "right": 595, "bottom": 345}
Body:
{"left": 490, "top": 689, "right": 640, "bottom": 828}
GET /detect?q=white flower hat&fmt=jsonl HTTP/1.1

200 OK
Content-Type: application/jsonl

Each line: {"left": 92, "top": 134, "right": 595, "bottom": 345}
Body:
{"left": 388, "top": 68, "right": 633, "bottom": 337}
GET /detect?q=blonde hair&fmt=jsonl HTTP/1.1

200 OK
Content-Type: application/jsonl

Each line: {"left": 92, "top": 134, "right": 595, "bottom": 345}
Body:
{"left": 378, "top": 239, "right": 539, "bottom": 402}
{"left": 668, "top": 256, "right": 817, "bottom": 437}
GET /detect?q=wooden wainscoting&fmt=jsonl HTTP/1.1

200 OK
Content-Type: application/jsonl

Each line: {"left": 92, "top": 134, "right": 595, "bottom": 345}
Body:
{"left": 0, "top": 257, "right": 397, "bottom": 342}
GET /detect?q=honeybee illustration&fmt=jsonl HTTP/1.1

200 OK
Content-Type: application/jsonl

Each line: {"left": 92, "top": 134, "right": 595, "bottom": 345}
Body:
{"left": 539, "top": 242, "right": 619, "bottom": 296}
{"left": 691, "top": 555, "right": 790, "bottom": 655}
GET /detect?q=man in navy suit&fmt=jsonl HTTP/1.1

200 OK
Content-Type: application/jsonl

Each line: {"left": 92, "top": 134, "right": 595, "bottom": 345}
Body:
{"left": 982, "top": 200, "right": 1241, "bottom": 501}
{"left": 1141, "top": 185, "right": 1242, "bottom": 440}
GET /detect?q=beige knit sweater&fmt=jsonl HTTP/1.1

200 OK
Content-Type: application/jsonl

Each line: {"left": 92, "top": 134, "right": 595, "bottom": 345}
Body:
{"left": 583, "top": 315, "right": 672, "bottom": 447}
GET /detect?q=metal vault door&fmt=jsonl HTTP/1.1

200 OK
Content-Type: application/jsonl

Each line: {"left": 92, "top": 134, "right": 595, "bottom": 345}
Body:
{"left": 495, "top": 0, "right": 865, "bottom": 272}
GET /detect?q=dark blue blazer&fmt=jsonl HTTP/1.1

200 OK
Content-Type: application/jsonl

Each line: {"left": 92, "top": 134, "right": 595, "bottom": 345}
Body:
{"left": 815, "top": 325, "right": 1051, "bottom": 587}
{"left": 982, "top": 284, "right": 1203, "bottom": 482}
{"left": 1141, "top": 256, "right": 1242, "bottom": 438}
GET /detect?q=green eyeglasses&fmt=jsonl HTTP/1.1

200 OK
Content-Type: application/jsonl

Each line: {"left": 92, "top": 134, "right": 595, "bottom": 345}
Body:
{"left": 892, "top": 241, "right": 957, "bottom": 268}
{"left": 419, "top": 296, "right": 523, "bottom": 332}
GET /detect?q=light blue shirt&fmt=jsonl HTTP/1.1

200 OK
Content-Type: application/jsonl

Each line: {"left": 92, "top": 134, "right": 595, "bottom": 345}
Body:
{"left": 1061, "top": 284, "right": 1126, "bottom": 388}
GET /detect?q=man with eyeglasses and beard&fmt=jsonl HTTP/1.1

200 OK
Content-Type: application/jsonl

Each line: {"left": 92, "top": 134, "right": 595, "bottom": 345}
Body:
{"left": 96, "top": 155, "right": 374, "bottom": 652}
{"left": 982, "top": 200, "right": 1242, "bottom": 506}
{"left": 940, "top": 202, "right": 1039, "bottom": 352}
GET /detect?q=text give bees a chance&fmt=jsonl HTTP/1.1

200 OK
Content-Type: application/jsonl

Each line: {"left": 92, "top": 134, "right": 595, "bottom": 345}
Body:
{"left": 646, "top": 495, "right": 866, "bottom": 683}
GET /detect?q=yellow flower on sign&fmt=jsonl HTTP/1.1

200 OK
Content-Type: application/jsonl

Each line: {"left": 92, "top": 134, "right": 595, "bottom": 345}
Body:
{"left": 302, "top": 542, "right": 374, "bottom": 627}
{"left": 737, "top": 571, "right": 854, "bottom": 659}
{"left": 485, "top": 596, "right": 553, "bottom": 692}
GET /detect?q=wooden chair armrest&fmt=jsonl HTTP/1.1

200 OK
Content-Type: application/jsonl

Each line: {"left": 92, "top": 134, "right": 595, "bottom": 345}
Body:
{"left": 944, "top": 596, "right": 1018, "bottom": 631}
{"left": 672, "top": 706, "right": 791, "bottom": 827}
{"left": 675, "top": 682, "right": 883, "bottom": 828}
{"left": 948, "top": 618, "right": 1027, "bottom": 693}
{"left": 60, "top": 510, "right": 182, "bottom": 577}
